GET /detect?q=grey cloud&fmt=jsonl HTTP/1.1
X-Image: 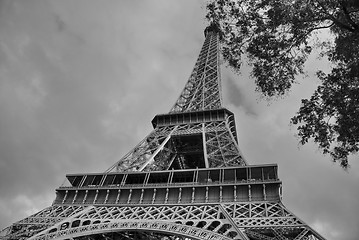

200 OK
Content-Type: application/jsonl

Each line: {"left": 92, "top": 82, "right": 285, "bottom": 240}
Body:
{"left": 54, "top": 14, "right": 66, "bottom": 32}
{"left": 224, "top": 74, "right": 258, "bottom": 116}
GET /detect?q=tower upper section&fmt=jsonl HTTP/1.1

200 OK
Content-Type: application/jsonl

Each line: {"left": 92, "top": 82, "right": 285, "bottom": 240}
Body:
{"left": 103, "top": 24, "right": 246, "bottom": 173}
{"left": 170, "top": 25, "right": 223, "bottom": 113}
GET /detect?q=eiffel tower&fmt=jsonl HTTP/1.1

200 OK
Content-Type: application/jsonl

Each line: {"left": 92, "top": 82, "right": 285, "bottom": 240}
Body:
{"left": 0, "top": 23, "right": 326, "bottom": 240}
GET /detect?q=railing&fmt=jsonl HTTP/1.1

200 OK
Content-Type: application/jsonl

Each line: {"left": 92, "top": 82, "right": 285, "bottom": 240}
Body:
{"left": 58, "top": 178, "right": 281, "bottom": 190}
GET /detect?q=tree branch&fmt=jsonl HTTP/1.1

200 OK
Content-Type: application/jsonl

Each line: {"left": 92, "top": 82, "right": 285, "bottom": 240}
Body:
{"left": 315, "top": 0, "right": 356, "bottom": 32}
{"left": 340, "top": 0, "right": 359, "bottom": 31}
{"left": 309, "top": 22, "right": 335, "bottom": 31}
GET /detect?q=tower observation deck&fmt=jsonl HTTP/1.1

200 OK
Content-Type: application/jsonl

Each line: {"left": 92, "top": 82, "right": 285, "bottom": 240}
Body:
{"left": 0, "top": 24, "right": 326, "bottom": 240}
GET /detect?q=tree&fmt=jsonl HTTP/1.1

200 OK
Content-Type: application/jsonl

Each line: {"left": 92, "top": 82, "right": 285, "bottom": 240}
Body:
{"left": 206, "top": 0, "right": 359, "bottom": 168}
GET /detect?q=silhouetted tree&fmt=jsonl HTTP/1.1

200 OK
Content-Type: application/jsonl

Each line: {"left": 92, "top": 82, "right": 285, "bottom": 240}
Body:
{"left": 206, "top": 0, "right": 359, "bottom": 168}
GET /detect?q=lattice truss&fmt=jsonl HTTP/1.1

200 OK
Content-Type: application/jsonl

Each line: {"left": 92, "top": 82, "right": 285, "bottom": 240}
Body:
{"left": 205, "top": 119, "right": 245, "bottom": 168}
{"left": 106, "top": 115, "right": 246, "bottom": 172}
{"left": 170, "top": 30, "right": 222, "bottom": 113}
{"left": 0, "top": 205, "right": 86, "bottom": 240}
{"left": 1, "top": 202, "right": 324, "bottom": 240}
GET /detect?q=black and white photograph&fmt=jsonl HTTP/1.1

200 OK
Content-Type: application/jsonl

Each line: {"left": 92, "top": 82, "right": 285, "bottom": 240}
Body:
{"left": 0, "top": 1, "right": 358, "bottom": 240}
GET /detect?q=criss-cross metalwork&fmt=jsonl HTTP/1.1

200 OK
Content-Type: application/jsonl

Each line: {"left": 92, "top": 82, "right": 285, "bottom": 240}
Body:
{"left": 0, "top": 24, "right": 326, "bottom": 240}
{"left": 170, "top": 28, "right": 223, "bottom": 113}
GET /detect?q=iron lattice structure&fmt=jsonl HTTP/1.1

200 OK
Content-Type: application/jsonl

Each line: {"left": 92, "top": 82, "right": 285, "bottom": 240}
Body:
{"left": 0, "top": 25, "right": 326, "bottom": 240}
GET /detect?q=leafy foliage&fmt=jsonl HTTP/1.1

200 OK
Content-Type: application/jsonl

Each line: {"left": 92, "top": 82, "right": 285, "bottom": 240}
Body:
{"left": 206, "top": 0, "right": 359, "bottom": 167}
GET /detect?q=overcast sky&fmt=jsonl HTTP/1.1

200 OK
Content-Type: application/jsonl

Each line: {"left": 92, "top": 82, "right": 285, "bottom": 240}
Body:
{"left": 0, "top": 1, "right": 358, "bottom": 239}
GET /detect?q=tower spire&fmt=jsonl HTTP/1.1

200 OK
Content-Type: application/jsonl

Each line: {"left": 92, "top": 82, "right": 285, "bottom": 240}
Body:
{"left": 170, "top": 23, "right": 223, "bottom": 113}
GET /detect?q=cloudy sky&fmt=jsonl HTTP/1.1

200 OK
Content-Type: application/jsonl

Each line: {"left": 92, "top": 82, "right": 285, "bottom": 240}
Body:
{"left": 0, "top": 1, "right": 358, "bottom": 239}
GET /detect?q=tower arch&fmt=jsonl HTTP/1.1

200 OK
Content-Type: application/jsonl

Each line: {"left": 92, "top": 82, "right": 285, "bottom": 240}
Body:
{"left": 30, "top": 220, "right": 238, "bottom": 240}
